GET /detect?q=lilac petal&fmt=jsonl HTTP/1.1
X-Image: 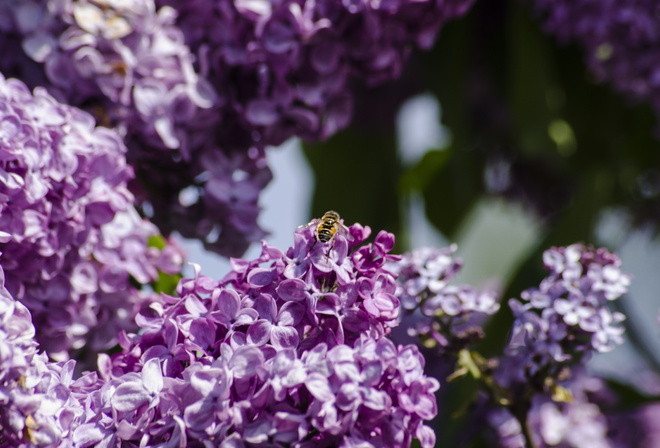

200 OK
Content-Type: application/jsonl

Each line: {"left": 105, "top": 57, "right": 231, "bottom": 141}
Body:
{"left": 277, "top": 301, "right": 305, "bottom": 326}
{"left": 185, "top": 294, "right": 208, "bottom": 317}
{"left": 72, "top": 423, "right": 105, "bottom": 447}
{"left": 362, "top": 388, "right": 390, "bottom": 411}
{"left": 305, "top": 372, "right": 335, "bottom": 402}
{"left": 416, "top": 424, "right": 436, "bottom": 448}
{"left": 246, "top": 99, "right": 279, "bottom": 126}
{"left": 272, "top": 349, "right": 296, "bottom": 376}
{"left": 142, "top": 358, "right": 163, "bottom": 396}
{"left": 184, "top": 399, "right": 216, "bottom": 431}
{"left": 271, "top": 326, "right": 299, "bottom": 350}
{"left": 189, "top": 319, "right": 216, "bottom": 349}
{"left": 276, "top": 278, "right": 310, "bottom": 301}
{"left": 190, "top": 369, "right": 225, "bottom": 396}
{"left": 217, "top": 289, "right": 241, "bottom": 319}
{"left": 111, "top": 382, "right": 150, "bottom": 412}
{"left": 254, "top": 294, "right": 277, "bottom": 321}
{"left": 229, "top": 346, "right": 265, "bottom": 378}
{"left": 247, "top": 319, "right": 272, "bottom": 346}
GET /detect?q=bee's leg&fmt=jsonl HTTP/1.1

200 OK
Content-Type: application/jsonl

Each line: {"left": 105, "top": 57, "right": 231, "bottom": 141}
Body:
{"left": 326, "top": 236, "right": 336, "bottom": 261}
{"left": 310, "top": 238, "right": 317, "bottom": 253}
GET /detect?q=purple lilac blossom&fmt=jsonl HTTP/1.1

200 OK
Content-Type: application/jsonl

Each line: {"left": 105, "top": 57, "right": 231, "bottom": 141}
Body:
{"left": 533, "top": 0, "right": 660, "bottom": 129}
{"left": 64, "top": 219, "right": 439, "bottom": 447}
{"left": 0, "top": 0, "right": 475, "bottom": 259}
{"left": 489, "top": 393, "right": 612, "bottom": 448}
{"left": 488, "top": 372, "right": 613, "bottom": 448}
{"left": 157, "top": 0, "right": 476, "bottom": 146}
{"left": 502, "top": 244, "right": 629, "bottom": 384}
{"left": 0, "top": 263, "right": 88, "bottom": 447}
{"left": 388, "top": 245, "right": 500, "bottom": 354}
{"left": 0, "top": 0, "right": 271, "bottom": 257}
{"left": 0, "top": 74, "right": 183, "bottom": 360}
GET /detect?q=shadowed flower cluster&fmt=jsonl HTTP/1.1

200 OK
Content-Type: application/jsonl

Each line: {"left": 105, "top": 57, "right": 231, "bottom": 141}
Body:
{"left": 0, "top": 74, "right": 183, "bottom": 360}
{"left": 533, "top": 0, "right": 660, "bottom": 128}
{"left": 502, "top": 244, "right": 630, "bottom": 385}
{"left": 489, "top": 373, "right": 613, "bottom": 448}
{"left": 158, "top": 0, "right": 475, "bottom": 146}
{"left": 389, "top": 245, "right": 499, "bottom": 355}
{"left": 36, "top": 219, "right": 440, "bottom": 447}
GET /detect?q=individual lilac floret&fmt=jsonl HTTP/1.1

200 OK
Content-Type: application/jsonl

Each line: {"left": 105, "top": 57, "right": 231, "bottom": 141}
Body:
{"left": 505, "top": 244, "right": 629, "bottom": 382}
{"left": 72, "top": 219, "right": 439, "bottom": 447}
{"left": 157, "top": 0, "right": 476, "bottom": 145}
{"left": 533, "top": 0, "right": 660, "bottom": 131}
{"left": 0, "top": 74, "right": 183, "bottom": 360}
{"left": 0, "top": 265, "right": 88, "bottom": 447}
{"left": 389, "top": 245, "right": 500, "bottom": 354}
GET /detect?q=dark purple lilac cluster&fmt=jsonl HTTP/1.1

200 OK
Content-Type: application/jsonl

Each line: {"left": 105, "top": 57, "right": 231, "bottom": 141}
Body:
{"left": 389, "top": 245, "right": 499, "bottom": 354}
{"left": 156, "top": 0, "right": 475, "bottom": 145}
{"left": 533, "top": 0, "right": 660, "bottom": 124}
{"left": 28, "top": 220, "right": 439, "bottom": 447}
{"left": 502, "top": 244, "right": 629, "bottom": 384}
{"left": 0, "top": 74, "right": 183, "bottom": 360}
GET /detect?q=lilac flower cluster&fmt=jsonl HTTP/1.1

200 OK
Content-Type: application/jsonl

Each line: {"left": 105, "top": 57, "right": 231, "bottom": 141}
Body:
{"left": 489, "top": 388, "right": 612, "bottom": 448}
{"left": 0, "top": 0, "right": 271, "bottom": 257}
{"left": 52, "top": 220, "right": 439, "bottom": 447}
{"left": 0, "top": 264, "right": 85, "bottom": 447}
{"left": 504, "top": 244, "right": 630, "bottom": 384}
{"left": 533, "top": 0, "right": 660, "bottom": 125}
{"left": 158, "top": 0, "right": 475, "bottom": 146}
{"left": 0, "top": 0, "right": 475, "bottom": 258}
{"left": 389, "top": 245, "right": 499, "bottom": 354}
{"left": 0, "top": 74, "right": 182, "bottom": 360}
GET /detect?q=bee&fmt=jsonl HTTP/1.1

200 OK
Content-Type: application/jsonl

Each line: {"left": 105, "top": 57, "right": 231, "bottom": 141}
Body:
{"left": 300, "top": 210, "right": 354, "bottom": 247}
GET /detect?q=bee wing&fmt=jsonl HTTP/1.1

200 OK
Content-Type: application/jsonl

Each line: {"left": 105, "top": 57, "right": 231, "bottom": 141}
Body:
{"left": 297, "top": 218, "right": 319, "bottom": 230}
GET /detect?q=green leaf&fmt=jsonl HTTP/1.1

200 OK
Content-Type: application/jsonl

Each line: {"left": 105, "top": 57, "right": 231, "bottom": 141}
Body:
{"left": 399, "top": 148, "right": 451, "bottom": 193}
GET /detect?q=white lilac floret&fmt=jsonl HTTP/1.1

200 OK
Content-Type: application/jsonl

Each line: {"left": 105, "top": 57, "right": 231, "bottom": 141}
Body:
{"left": 0, "top": 74, "right": 183, "bottom": 360}
{"left": 389, "top": 245, "right": 500, "bottom": 354}
{"left": 61, "top": 220, "right": 439, "bottom": 447}
{"left": 503, "top": 244, "right": 630, "bottom": 384}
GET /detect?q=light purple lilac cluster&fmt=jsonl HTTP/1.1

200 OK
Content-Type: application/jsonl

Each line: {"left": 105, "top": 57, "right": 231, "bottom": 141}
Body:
{"left": 0, "top": 74, "right": 183, "bottom": 360}
{"left": 389, "top": 245, "right": 499, "bottom": 354}
{"left": 0, "top": 264, "right": 86, "bottom": 447}
{"left": 533, "top": 0, "right": 660, "bottom": 124}
{"left": 0, "top": 0, "right": 271, "bottom": 257}
{"left": 26, "top": 220, "right": 440, "bottom": 447}
{"left": 156, "top": 0, "right": 475, "bottom": 146}
{"left": 485, "top": 245, "right": 630, "bottom": 447}
{"left": 503, "top": 244, "right": 630, "bottom": 383}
